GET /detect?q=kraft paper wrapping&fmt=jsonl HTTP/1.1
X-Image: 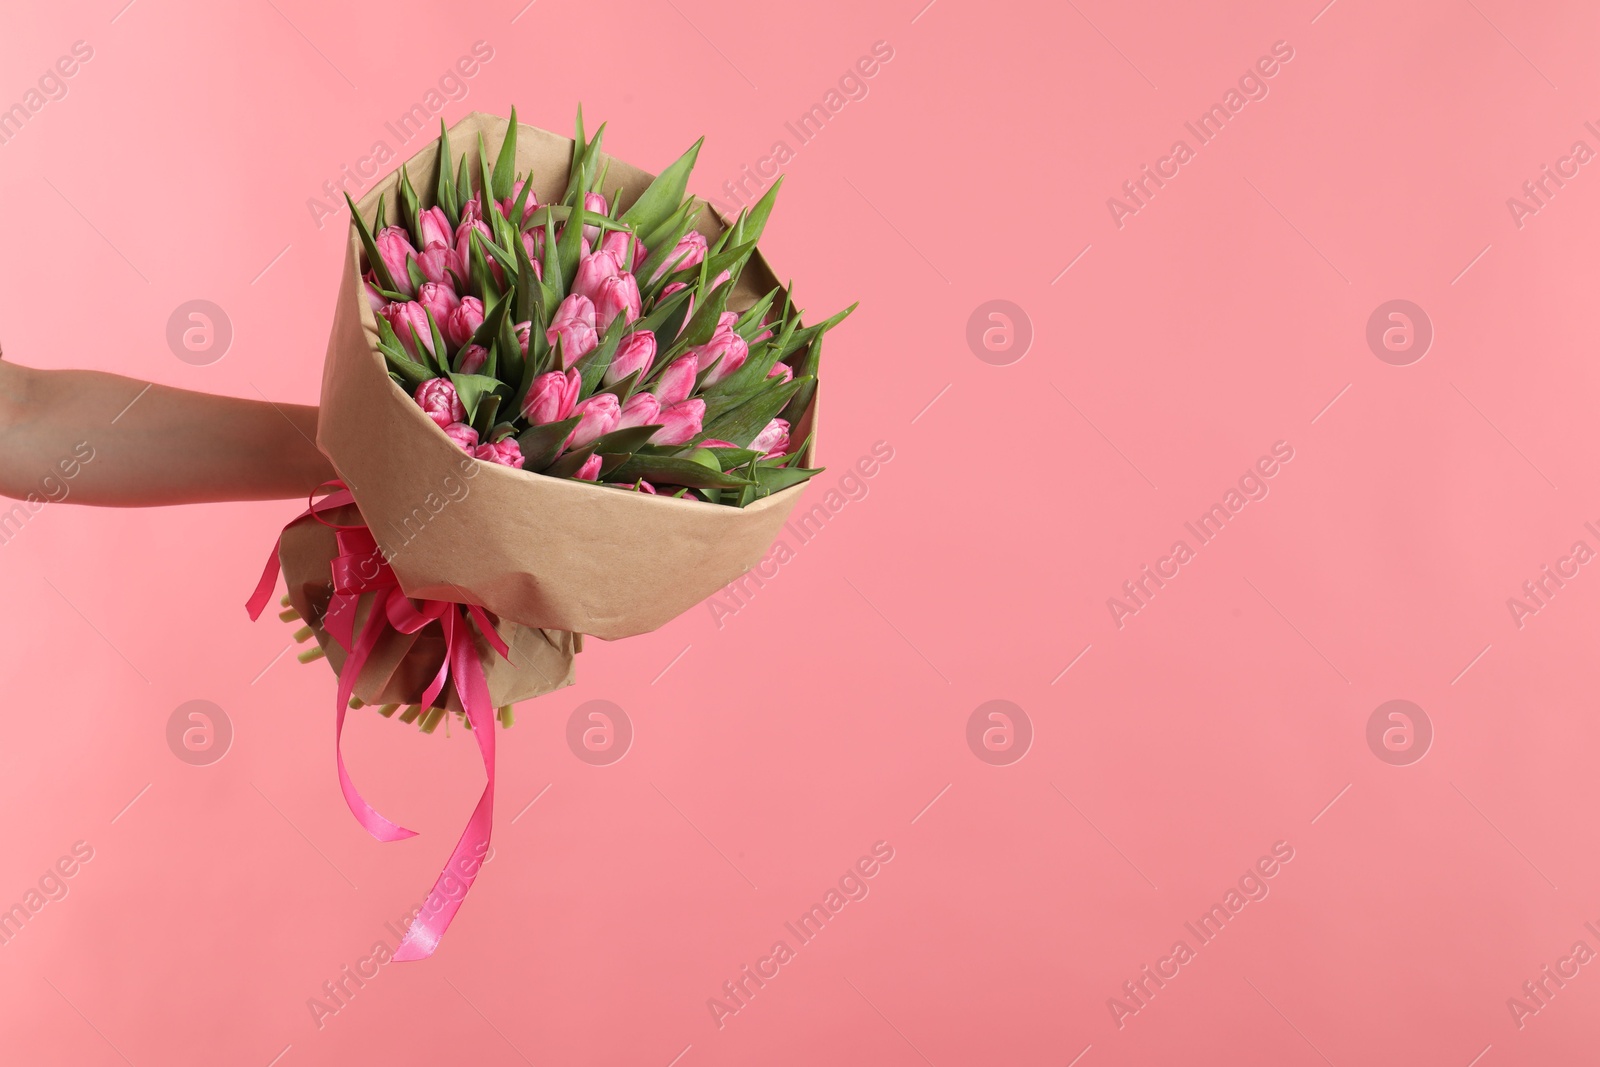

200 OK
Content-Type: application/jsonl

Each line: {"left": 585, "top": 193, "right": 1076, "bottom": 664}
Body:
{"left": 317, "top": 112, "right": 817, "bottom": 641}
{"left": 278, "top": 506, "right": 578, "bottom": 712}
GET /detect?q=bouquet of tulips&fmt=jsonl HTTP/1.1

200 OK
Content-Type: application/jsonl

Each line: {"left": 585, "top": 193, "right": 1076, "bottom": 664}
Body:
{"left": 355, "top": 105, "right": 849, "bottom": 502}
{"left": 246, "top": 108, "right": 851, "bottom": 959}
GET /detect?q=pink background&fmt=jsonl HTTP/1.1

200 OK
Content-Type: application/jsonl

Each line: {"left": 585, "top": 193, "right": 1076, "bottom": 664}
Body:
{"left": 2, "top": 0, "right": 1599, "bottom": 1063}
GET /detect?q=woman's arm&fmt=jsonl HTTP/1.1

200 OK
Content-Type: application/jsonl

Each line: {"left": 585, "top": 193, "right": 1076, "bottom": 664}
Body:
{"left": 0, "top": 358, "right": 336, "bottom": 506}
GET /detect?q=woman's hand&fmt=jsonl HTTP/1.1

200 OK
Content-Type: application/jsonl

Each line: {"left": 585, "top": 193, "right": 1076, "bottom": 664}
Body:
{"left": 0, "top": 357, "right": 336, "bottom": 506}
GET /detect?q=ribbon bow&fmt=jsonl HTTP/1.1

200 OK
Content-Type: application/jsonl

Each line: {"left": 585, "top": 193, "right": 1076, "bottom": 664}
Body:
{"left": 247, "top": 484, "right": 511, "bottom": 961}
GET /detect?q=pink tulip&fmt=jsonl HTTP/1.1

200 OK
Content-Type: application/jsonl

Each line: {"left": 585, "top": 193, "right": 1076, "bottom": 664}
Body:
{"left": 375, "top": 227, "right": 417, "bottom": 293}
{"left": 515, "top": 320, "right": 532, "bottom": 356}
{"left": 457, "top": 344, "right": 488, "bottom": 375}
{"left": 416, "top": 244, "right": 463, "bottom": 287}
{"left": 419, "top": 207, "right": 453, "bottom": 249}
{"left": 414, "top": 378, "right": 465, "bottom": 429}
{"left": 650, "top": 399, "right": 705, "bottom": 446}
{"left": 654, "top": 354, "right": 698, "bottom": 407}
{"left": 364, "top": 276, "right": 387, "bottom": 313}
{"left": 711, "top": 269, "right": 732, "bottom": 290}
{"left": 474, "top": 439, "right": 524, "bottom": 468}
{"left": 595, "top": 274, "right": 641, "bottom": 331}
{"left": 651, "top": 231, "right": 707, "bottom": 281}
{"left": 616, "top": 392, "right": 661, "bottom": 430}
{"left": 383, "top": 301, "right": 435, "bottom": 357}
{"left": 455, "top": 218, "right": 494, "bottom": 271}
{"left": 568, "top": 393, "right": 621, "bottom": 449}
{"left": 443, "top": 422, "right": 479, "bottom": 451}
{"left": 501, "top": 180, "right": 538, "bottom": 225}
{"left": 606, "top": 330, "right": 656, "bottom": 386}
{"left": 581, "top": 191, "right": 608, "bottom": 243}
{"left": 521, "top": 368, "right": 582, "bottom": 425}
{"left": 546, "top": 294, "right": 598, "bottom": 367}
{"left": 574, "top": 454, "right": 603, "bottom": 481}
{"left": 573, "top": 250, "right": 621, "bottom": 305}
{"left": 458, "top": 198, "right": 483, "bottom": 227}
{"left": 658, "top": 280, "right": 694, "bottom": 320}
{"left": 699, "top": 439, "right": 738, "bottom": 448}
{"left": 750, "top": 418, "right": 790, "bottom": 458}
{"left": 691, "top": 322, "right": 749, "bottom": 386}
{"left": 601, "top": 230, "right": 647, "bottom": 271}
{"left": 445, "top": 296, "right": 485, "bottom": 349}
{"left": 418, "top": 282, "right": 460, "bottom": 329}
{"left": 767, "top": 362, "right": 793, "bottom": 384}
{"left": 717, "top": 311, "right": 739, "bottom": 331}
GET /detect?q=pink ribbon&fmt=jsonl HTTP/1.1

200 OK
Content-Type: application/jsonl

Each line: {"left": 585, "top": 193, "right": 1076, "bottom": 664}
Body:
{"left": 246, "top": 484, "right": 510, "bottom": 960}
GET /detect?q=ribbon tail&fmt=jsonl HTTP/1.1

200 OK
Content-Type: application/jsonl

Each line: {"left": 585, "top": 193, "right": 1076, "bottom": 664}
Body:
{"left": 335, "top": 591, "right": 417, "bottom": 842}
{"left": 393, "top": 609, "right": 496, "bottom": 961}
{"left": 245, "top": 549, "right": 283, "bottom": 621}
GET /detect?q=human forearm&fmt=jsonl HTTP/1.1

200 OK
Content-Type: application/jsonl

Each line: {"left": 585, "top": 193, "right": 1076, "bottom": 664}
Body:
{"left": 0, "top": 361, "right": 335, "bottom": 506}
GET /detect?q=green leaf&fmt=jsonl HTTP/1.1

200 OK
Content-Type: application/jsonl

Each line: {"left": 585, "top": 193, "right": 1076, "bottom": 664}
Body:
{"left": 469, "top": 230, "right": 502, "bottom": 303}
{"left": 705, "top": 446, "right": 760, "bottom": 469}
{"left": 497, "top": 306, "right": 524, "bottom": 394}
{"left": 782, "top": 334, "right": 824, "bottom": 423}
{"left": 575, "top": 317, "right": 629, "bottom": 397}
{"left": 620, "top": 137, "right": 703, "bottom": 238}
{"left": 606, "top": 454, "right": 755, "bottom": 490}
{"left": 470, "top": 290, "right": 512, "bottom": 353}
{"left": 435, "top": 119, "right": 459, "bottom": 226}
{"left": 516, "top": 416, "right": 581, "bottom": 470}
{"left": 732, "top": 176, "right": 783, "bottom": 248}
{"left": 514, "top": 235, "right": 538, "bottom": 326}
{"left": 456, "top": 155, "right": 472, "bottom": 215}
{"left": 585, "top": 424, "right": 661, "bottom": 455}
{"left": 671, "top": 277, "right": 733, "bottom": 355}
{"left": 424, "top": 309, "right": 450, "bottom": 375}
{"left": 447, "top": 372, "right": 505, "bottom": 425}
{"left": 381, "top": 346, "right": 433, "bottom": 387}
{"left": 540, "top": 211, "right": 563, "bottom": 310}
{"left": 508, "top": 175, "right": 536, "bottom": 232}
{"left": 542, "top": 442, "right": 599, "bottom": 478}
{"left": 703, "top": 377, "right": 806, "bottom": 449}
{"left": 398, "top": 165, "right": 422, "bottom": 247}
{"left": 491, "top": 106, "right": 518, "bottom": 202}
{"left": 557, "top": 199, "right": 585, "bottom": 287}
{"left": 471, "top": 393, "right": 502, "bottom": 438}
{"left": 405, "top": 256, "right": 426, "bottom": 293}
{"left": 344, "top": 193, "right": 399, "bottom": 293}
{"left": 753, "top": 463, "right": 821, "bottom": 494}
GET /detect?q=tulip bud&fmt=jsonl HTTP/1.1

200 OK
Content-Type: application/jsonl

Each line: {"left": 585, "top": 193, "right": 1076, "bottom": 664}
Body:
{"left": 651, "top": 231, "right": 707, "bottom": 282}
{"left": 521, "top": 368, "right": 582, "bottom": 425}
{"left": 581, "top": 191, "right": 608, "bottom": 244}
{"left": 414, "top": 378, "right": 465, "bottom": 429}
{"left": 650, "top": 399, "right": 705, "bottom": 446}
{"left": 501, "top": 179, "right": 538, "bottom": 225}
{"left": 416, "top": 244, "right": 463, "bottom": 287}
{"left": 520, "top": 229, "right": 546, "bottom": 271}
{"left": 767, "top": 362, "right": 794, "bottom": 384}
{"left": 443, "top": 422, "right": 479, "bottom": 451}
{"left": 654, "top": 354, "right": 698, "bottom": 407}
{"left": 457, "top": 344, "right": 489, "bottom": 375}
{"left": 445, "top": 296, "right": 485, "bottom": 349}
{"left": 455, "top": 218, "right": 495, "bottom": 278}
{"left": 515, "top": 320, "right": 532, "bottom": 356}
{"left": 375, "top": 227, "right": 417, "bottom": 295}
{"left": 691, "top": 324, "right": 749, "bottom": 386}
{"left": 383, "top": 301, "right": 435, "bottom": 357}
{"left": 419, "top": 207, "right": 453, "bottom": 249}
{"left": 364, "top": 276, "right": 387, "bottom": 313}
{"left": 616, "top": 391, "right": 661, "bottom": 430}
{"left": 573, "top": 250, "right": 621, "bottom": 304}
{"left": 750, "top": 418, "right": 791, "bottom": 458}
{"left": 659, "top": 281, "right": 695, "bottom": 320}
{"left": 418, "top": 282, "right": 461, "bottom": 330}
{"left": 474, "top": 439, "right": 524, "bottom": 468}
{"left": 601, "top": 230, "right": 648, "bottom": 271}
{"left": 595, "top": 273, "right": 642, "bottom": 331}
{"left": 575, "top": 454, "right": 604, "bottom": 481}
{"left": 568, "top": 392, "right": 621, "bottom": 449}
{"left": 546, "top": 294, "right": 598, "bottom": 368}
{"left": 605, "top": 330, "right": 656, "bottom": 387}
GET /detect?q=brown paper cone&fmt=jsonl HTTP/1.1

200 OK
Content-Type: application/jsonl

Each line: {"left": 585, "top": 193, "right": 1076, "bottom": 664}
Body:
{"left": 317, "top": 112, "right": 817, "bottom": 640}
{"left": 278, "top": 506, "right": 577, "bottom": 713}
